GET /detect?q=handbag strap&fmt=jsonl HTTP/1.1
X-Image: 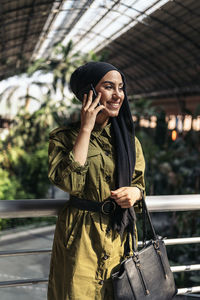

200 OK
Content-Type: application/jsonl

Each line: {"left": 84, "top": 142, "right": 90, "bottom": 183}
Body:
{"left": 141, "top": 195, "right": 157, "bottom": 243}
{"left": 124, "top": 194, "right": 158, "bottom": 255}
{"left": 142, "top": 198, "right": 147, "bottom": 244}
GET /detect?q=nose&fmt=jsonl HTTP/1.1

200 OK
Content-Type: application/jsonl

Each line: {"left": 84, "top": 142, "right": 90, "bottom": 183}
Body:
{"left": 112, "top": 88, "right": 121, "bottom": 99}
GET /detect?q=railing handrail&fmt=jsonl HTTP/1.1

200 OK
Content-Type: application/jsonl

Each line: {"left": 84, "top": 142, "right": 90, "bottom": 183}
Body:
{"left": 0, "top": 194, "right": 200, "bottom": 295}
{"left": 0, "top": 194, "right": 200, "bottom": 219}
{"left": 0, "top": 278, "right": 48, "bottom": 288}
{"left": 1, "top": 237, "right": 200, "bottom": 257}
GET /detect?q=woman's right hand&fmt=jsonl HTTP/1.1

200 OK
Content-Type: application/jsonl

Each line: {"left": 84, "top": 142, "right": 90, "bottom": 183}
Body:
{"left": 80, "top": 90, "right": 104, "bottom": 133}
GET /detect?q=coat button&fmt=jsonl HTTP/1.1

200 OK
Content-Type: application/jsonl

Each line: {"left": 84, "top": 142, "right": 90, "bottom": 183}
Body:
{"left": 55, "top": 175, "right": 61, "bottom": 183}
{"left": 103, "top": 254, "right": 109, "bottom": 260}
{"left": 99, "top": 280, "right": 104, "bottom": 285}
{"left": 105, "top": 175, "right": 111, "bottom": 182}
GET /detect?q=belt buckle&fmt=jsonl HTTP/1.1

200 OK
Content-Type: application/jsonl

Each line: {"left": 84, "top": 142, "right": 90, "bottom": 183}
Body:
{"left": 101, "top": 200, "right": 116, "bottom": 215}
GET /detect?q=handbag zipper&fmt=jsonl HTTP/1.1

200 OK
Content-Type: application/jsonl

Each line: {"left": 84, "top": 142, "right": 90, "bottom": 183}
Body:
{"left": 133, "top": 253, "right": 150, "bottom": 296}
{"left": 153, "top": 241, "right": 167, "bottom": 278}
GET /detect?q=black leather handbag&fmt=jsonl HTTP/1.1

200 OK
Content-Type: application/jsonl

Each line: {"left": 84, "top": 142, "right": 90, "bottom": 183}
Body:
{"left": 111, "top": 197, "right": 177, "bottom": 300}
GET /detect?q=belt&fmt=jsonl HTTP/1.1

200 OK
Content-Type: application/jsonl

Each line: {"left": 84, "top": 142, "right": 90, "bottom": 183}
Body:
{"left": 69, "top": 195, "right": 116, "bottom": 215}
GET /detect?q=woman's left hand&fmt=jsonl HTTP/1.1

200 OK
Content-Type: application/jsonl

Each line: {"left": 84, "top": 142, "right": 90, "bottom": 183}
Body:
{"left": 110, "top": 187, "right": 141, "bottom": 208}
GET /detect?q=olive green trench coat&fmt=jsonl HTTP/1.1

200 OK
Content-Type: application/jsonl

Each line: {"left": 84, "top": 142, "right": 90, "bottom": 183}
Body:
{"left": 47, "top": 122, "right": 145, "bottom": 300}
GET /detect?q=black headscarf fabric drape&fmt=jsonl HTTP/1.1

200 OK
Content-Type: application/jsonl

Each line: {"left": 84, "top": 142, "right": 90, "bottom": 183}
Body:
{"left": 70, "top": 62, "right": 136, "bottom": 237}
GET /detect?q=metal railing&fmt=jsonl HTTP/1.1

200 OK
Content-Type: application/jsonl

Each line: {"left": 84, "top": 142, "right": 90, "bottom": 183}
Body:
{"left": 0, "top": 194, "right": 200, "bottom": 295}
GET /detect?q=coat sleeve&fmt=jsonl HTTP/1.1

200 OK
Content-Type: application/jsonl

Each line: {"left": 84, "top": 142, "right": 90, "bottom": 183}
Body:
{"left": 131, "top": 137, "right": 146, "bottom": 211}
{"left": 131, "top": 137, "right": 145, "bottom": 190}
{"left": 48, "top": 127, "right": 89, "bottom": 196}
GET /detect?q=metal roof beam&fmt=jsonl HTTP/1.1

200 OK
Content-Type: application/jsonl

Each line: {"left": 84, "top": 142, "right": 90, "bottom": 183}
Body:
{"left": 4, "top": 14, "right": 47, "bottom": 27}
{"left": 127, "top": 64, "right": 199, "bottom": 88}
{"left": 159, "top": 5, "right": 200, "bottom": 36}
{"left": 110, "top": 40, "right": 179, "bottom": 87}
{"left": 126, "top": 2, "right": 200, "bottom": 55}
{"left": 72, "top": 0, "right": 121, "bottom": 48}
{"left": 17, "top": 0, "right": 37, "bottom": 65}
{"left": 121, "top": 2, "right": 200, "bottom": 62}
{"left": 108, "top": 23, "right": 191, "bottom": 76}
{"left": 102, "top": 15, "right": 193, "bottom": 86}
{"left": 0, "top": 3, "right": 5, "bottom": 55}
{"left": 173, "top": 0, "right": 200, "bottom": 18}
{"left": 0, "top": 30, "right": 47, "bottom": 45}
{"left": 100, "top": 1, "right": 193, "bottom": 72}
{"left": 132, "top": 86, "right": 200, "bottom": 99}
{"left": 2, "top": 22, "right": 46, "bottom": 36}
{"left": 149, "top": 10, "right": 200, "bottom": 53}
{"left": 75, "top": 0, "right": 163, "bottom": 53}
{"left": 45, "top": 0, "right": 96, "bottom": 56}
{"left": 31, "top": 0, "right": 64, "bottom": 60}
{"left": 1, "top": 1, "right": 54, "bottom": 15}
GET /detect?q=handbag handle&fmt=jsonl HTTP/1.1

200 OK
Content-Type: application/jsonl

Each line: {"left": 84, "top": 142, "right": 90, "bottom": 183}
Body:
{"left": 141, "top": 195, "right": 157, "bottom": 244}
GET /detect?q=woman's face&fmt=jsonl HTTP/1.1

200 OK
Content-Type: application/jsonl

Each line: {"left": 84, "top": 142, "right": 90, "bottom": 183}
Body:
{"left": 95, "top": 70, "right": 125, "bottom": 124}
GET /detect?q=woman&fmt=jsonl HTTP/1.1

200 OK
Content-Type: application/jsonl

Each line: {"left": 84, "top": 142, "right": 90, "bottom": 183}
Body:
{"left": 48, "top": 62, "right": 145, "bottom": 300}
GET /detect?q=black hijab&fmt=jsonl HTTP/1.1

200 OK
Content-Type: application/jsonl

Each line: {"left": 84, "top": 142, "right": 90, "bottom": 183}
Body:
{"left": 70, "top": 62, "right": 136, "bottom": 237}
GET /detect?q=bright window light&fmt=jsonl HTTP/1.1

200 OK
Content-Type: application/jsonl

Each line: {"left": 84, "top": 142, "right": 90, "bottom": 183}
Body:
{"left": 34, "top": 0, "right": 171, "bottom": 58}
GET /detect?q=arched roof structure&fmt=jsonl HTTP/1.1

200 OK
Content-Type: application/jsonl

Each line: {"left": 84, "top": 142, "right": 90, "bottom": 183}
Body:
{"left": 0, "top": 0, "right": 63, "bottom": 80}
{"left": 0, "top": 0, "right": 199, "bottom": 99}
{"left": 100, "top": 0, "right": 200, "bottom": 98}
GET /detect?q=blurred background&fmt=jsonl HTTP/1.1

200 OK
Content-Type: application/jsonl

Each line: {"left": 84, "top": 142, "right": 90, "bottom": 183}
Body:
{"left": 0, "top": 0, "right": 200, "bottom": 299}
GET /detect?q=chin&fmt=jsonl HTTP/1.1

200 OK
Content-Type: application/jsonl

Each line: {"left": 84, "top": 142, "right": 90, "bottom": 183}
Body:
{"left": 108, "top": 110, "right": 120, "bottom": 117}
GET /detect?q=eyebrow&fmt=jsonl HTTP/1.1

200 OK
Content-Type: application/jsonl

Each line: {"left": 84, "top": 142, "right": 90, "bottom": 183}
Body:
{"left": 102, "top": 80, "right": 123, "bottom": 85}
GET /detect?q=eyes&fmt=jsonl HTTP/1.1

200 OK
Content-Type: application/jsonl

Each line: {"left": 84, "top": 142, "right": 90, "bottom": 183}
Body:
{"left": 104, "top": 85, "right": 124, "bottom": 92}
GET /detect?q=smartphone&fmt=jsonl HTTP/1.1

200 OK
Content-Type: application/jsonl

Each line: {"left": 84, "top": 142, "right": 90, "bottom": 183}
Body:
{"left": 90, "top": 84, "right": 100, "bottom": 106}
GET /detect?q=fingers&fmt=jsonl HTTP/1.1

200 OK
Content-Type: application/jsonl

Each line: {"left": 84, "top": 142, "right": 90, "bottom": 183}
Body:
{"left": 116, "top": 200, "right": 133, "bottom": 208}
{"left": 80, "top": 90, "right": 104, "bottom": 132}
{"left": 114, "top": 195, "right": 130, "bottom": 202}
{"left": 82, "top": 91, "right": 104, "bottom": 117}
{"left": 96, "top": 104, "right": 105, "bottom": 114}
{"left": 115, "top": 197, "right": 134, "bottom": 208}
{"left": 83, "top": 90, "right": 93, "bottom": 110}
{"left": 82, "top": 93, "right": 87, "bottom": 107}
{"left": 114, "top": 194, "right": 132, "bottom": 205}
{"left": 111, "top": 187, "right": 136, "bottom": 208}
{"left": 111, "top": 191, "right": 132, "bottom": 206}
{"left": 111, "top": 187, "right": 126, "bottom": 193}
{"left": 90, "top": 92, "right": 101, "bottom": 110}
{"left": 111, "top": 187, "right": 126, "bottom": 199}
{"left": 83, "top": 90, "right": 100, "bottom": 108}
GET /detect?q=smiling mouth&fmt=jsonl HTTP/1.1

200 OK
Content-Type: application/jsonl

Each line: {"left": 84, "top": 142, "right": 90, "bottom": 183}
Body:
{"left": 107, "top": 102, "right": 120, "bottom": 109}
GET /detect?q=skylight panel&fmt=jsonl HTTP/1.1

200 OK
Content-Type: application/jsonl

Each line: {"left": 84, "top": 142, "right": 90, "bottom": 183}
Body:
{"left": 34, "top": 0, "right": 171, "bottom": 58}
{"left": 146, "top": 0, "right": 169, "bottom": 15}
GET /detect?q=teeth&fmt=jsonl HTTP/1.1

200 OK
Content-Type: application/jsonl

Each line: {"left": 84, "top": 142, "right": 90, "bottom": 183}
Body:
{"left": 109, "top": 103, "right": 120, "bottom": 108}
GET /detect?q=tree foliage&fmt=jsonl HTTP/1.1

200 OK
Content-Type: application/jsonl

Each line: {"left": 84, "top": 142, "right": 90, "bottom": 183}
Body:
{"left": 0, "top": 41, "right": 106, "bottom": 202}
{"left": 132, "top": 97, "right": 200, "bottom": 288}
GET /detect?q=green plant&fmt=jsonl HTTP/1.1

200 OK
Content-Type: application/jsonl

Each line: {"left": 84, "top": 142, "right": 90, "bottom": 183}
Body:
{"left": 0, "top": 40, "right": 106, "bottom": 222}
